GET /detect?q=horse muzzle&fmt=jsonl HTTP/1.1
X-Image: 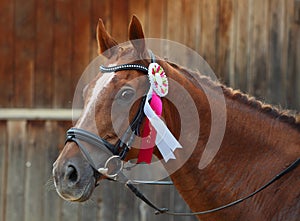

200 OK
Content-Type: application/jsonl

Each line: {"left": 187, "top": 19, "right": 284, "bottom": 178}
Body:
{"left": 52, "top": 143, "right": 96, "bottom": 202}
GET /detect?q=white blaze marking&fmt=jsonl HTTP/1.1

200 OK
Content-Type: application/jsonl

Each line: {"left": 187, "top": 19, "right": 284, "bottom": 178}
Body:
{"left": 77, "top": 71, "right": 115, "bottom": 127}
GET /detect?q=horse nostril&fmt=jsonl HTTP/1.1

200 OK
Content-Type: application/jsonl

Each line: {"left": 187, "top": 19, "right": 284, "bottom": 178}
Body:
{"left": 66, "top": 165, "right": 79, "bottom": 184}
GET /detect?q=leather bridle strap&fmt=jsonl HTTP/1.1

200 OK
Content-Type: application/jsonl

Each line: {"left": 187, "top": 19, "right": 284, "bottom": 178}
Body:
{"left": 66, "top": 94, "right": 147, "bottom": 165}
{"left": 114, "top": 95, "right": 147, "bottom": 159}
{"left": 66, "top": 128, "right": 115, "bottom": 154}
{"left": 99, "top": 50, "right": 155, "bottom": 74}
{"left": 100, "top": 63, "right": 148, "bottom": 74}
{"left": 66, "top": 62, "right": 149, "bottom": 164}
{"left": 121, "top": 157, "right": 300, "bottom": 216}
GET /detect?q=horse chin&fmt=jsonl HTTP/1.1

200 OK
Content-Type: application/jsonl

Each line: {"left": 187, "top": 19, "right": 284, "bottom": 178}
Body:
{"left": 54, "top": 177, "right": 96, "bottom": 203}
{"left": 71, "top": 180, "right": 95, "bottom": 202}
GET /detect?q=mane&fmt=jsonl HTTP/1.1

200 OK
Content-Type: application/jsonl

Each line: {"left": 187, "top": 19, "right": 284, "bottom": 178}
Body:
{"left": 167, "top": 61, "right": 300, "bottom": 131}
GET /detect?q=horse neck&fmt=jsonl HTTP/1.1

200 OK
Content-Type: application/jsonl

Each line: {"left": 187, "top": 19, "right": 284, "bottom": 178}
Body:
{"left": 160, "top": 63, "right": 300, "bottom": 220}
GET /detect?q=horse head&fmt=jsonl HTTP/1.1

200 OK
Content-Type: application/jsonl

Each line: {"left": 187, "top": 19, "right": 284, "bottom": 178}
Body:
{"left": 52, "top": 16, "right": 169, "bottom": 202}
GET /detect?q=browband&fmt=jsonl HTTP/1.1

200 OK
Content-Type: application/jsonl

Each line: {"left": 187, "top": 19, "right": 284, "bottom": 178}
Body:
{"left": 100, "top": 64, "right": 148, "bottom": 74}
{"left": 99, "top": 50, "right": 156, "bottom": 74}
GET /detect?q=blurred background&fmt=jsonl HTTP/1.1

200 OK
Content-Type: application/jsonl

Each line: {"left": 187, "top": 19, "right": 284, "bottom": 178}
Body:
{"left": 0, "top": 0, "right": 299, "bottom": 221}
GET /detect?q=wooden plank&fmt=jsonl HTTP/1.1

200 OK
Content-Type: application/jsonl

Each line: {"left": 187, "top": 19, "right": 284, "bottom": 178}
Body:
{"left": 285, "top": 0, "right": 295, "bottom": 109}
{"left": 0, "top": 121, "right": 8, "bottom": 221}
{"left": 116, "top": 185, "right": 136, "bottom": 221}
{"left": 0, "top": 109, "right": 81, "bottom": 120}
{"left": 228, "top": 0, "right": 237, "bottom": 89}
{"left": 53, "top": 0, "right": 72, "bottom": 108}
{"left": 147, "top": 0, "right": 166, "bottom": 64}
{"left": 286, "top": 0, "right": 300, "bottom": 110}
{"left": 34, "top": 0, "right": 54, "bottom": 107}
{"left": 155, "top": 184, "right": 174, "bottom": 221}
{"left": 199, "top": 0, "right": 218, "bottom": 76}
{"left": 71, "top": 0, "right": 91, "bottom": 94}
{"left": 295, "top": 0, "right": 300, "bottom": 23}
{"left": 98, "top": 180, "right": 119, "bottom": 221}
{"left": 133, "top": 184, "right": 197, "bottom": 221}
{"left": 129, "top": 0, "right": 147, "bottom": 35}
{"left": 234, "top": 0, "right": 251, "bottom": 92}
{"left": 24, "top": 121, "right": 45, "bottom": 221}
{"left": 217, "top": 0, "right": 235, "bottom": 87}
{"left": 267, "top": 0, "right": 286, "bottom": 105}
{"left": 5, "top": 120, "right": 27, "bottom": 221}
{"left": 43, "top": 121, "right": 61, "bottom": 221}
{"left": 148, "top": 0, "right": 164, "bottom": 38}
{"left": 111, "top": 0, "right": 129, "bottom": 43}
{"left": 282, "top": 0, "right": 294, "bottom": 110}
{"left": 0, "top": 0, "right": 14, "bottom": 107}
{"left": 133, "top": 185, "right": 161, "bottom": 221}
{"left": 281, "top": 0, "right": 290, "bottom": 108}
{"left": 166, "top": 0, "right": 183, "bottom": 43}
{"left": 60, "top": 196, "right": 79, "bottom": 221}
{"left": 78, "top": 199, "right": 99, "bottom": 221}
{"left": 247, "top": 0, "right": 254, "bottom": 94}
{"left": 164, "top": 0, "right": 186, "bottom": 67}
{"left": 181, "top": 0, "right": 201, "bottom": 71}
{"left": 295, "top": 18, "right": 300, "bottom": 110}
{"left": 182, "top": 0, "right": 200, "bottom": 50}
{"left": 90, "top": 0, "right": 111, "bottom": 58}
{"left": 247, "top": 0, "right": 269, "bottom": 98}
{"left": 14, "top": 0, "right": 35, "bottom": 107}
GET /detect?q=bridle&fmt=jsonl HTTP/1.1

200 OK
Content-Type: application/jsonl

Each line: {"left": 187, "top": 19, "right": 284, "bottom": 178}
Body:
{"left": 65, "top": 53, "right": 300, "bottom": 216}
{"left": 66, "top": 63, "right": 149, "bottom": 178}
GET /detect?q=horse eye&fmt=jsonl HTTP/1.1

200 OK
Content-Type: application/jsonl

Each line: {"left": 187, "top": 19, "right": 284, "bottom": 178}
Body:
{"left": 117, "top": 87, "right": 135, "bottom": 103}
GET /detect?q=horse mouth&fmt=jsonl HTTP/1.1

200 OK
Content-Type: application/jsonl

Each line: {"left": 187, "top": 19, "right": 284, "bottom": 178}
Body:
{"left": 70, "top": 181, "right": 95, "bottom": 202}
{"left": 54, "top": 176, "right": 96, "bottom": 203}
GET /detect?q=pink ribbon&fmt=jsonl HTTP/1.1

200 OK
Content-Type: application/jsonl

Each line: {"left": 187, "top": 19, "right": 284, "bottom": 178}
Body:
{"left": 137, "top": 92, "right": 162, "bottom": 164}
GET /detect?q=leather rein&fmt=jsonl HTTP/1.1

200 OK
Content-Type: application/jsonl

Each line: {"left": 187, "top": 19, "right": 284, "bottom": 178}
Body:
{"left": 65, "top": 59, "right": 300, "bottom": 217}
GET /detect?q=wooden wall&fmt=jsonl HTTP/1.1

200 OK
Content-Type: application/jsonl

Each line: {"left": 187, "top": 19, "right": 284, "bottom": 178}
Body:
{"left": 0, "top": 119, "right": 197, "bottom": 221}
{"left": 0, "top": 0, "right": 299, "bottom": 109}
{"left": 0, "top": 0, "right": 300, "bottom": 221}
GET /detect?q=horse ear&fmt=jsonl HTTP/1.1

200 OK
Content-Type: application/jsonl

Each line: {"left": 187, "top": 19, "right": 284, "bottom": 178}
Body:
{"left": 129, "top": 15, "right": 147, "bottom": 57}
{"left": 97, "top": 19, "right": 118, "bottom": 56}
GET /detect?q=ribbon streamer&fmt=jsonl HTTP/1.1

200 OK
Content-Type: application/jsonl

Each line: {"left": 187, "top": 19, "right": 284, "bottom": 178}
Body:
{"left": 137, "top": 92, "right": 162, "bottom": 164}
{"left": 143, "top": 90, "right": 182, "bottom": 162}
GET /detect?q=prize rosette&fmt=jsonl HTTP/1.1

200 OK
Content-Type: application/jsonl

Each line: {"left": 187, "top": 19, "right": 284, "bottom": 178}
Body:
{"left": 148, "top": 63, "right": 168, "bottom": 97}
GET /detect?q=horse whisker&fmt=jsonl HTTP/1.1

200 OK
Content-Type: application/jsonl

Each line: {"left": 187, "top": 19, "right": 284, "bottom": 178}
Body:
{"left": 45, "top": 177, "right": 56, "bottom": 191}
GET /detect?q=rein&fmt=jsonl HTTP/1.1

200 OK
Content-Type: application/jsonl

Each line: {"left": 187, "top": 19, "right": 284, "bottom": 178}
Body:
{"left": 65, "top": 57, "right": 300, "bottom": 217}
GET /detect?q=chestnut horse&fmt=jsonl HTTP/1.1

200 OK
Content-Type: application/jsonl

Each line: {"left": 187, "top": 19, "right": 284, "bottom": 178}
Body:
{"left": 53, "top": 16, "right": 300, "bottom": 221}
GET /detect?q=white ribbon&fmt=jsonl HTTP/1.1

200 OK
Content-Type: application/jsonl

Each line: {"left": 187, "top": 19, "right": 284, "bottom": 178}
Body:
{"left": 143, "top": 90, "right": 182, "bottom": 162}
